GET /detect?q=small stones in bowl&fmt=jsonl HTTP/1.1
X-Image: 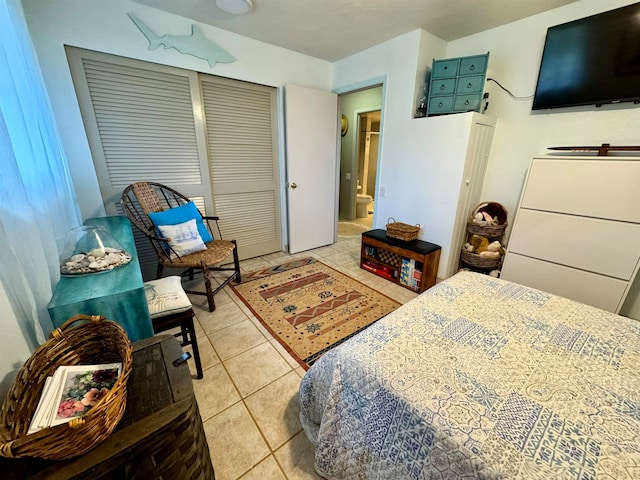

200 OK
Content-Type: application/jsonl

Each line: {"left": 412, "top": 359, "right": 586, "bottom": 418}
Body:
{"left": 61, "top": 247, "right": 132, "bottom": 275}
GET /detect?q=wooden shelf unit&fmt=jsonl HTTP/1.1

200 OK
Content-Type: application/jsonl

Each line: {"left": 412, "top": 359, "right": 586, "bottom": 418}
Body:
{"left": 360, "top": 229, "right": 441, "bottom": 293}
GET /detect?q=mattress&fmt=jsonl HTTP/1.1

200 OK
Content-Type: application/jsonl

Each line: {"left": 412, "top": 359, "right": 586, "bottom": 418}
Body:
{"left": 299, "top": 271, "right": 640, "bottom": 479}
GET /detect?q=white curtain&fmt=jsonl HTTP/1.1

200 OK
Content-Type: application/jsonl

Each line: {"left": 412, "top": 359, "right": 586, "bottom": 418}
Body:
{"left": 0, "top": 0, "right": 81, "bottom": 349}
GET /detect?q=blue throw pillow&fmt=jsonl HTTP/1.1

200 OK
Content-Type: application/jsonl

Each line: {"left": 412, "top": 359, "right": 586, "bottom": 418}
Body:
{"left": 148, "top": 201, "right": 213, "bottom": 243}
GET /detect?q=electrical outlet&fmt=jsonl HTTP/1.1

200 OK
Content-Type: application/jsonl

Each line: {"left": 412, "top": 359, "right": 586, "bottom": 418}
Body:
{"left": 345, "top": 173, "right": 351, "bottom": 180}
{"left": 379, "top": 185, "right": 387, "bottom": 197}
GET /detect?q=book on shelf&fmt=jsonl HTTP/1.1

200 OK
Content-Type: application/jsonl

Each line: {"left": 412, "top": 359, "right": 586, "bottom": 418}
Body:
{"left": 412, "top": 262, "right": 423, "bottom": 291}
{"left": 412, "top": 268, "right": 422, "bottom": 291}
{"left": 400, "top": 258, "right": 415, "bottom": 287}
{"left": 361, "top": 261, "right": 394, "bottom": 280}
{"left": 28, "top": 362, "right": 122, "bottom": 434}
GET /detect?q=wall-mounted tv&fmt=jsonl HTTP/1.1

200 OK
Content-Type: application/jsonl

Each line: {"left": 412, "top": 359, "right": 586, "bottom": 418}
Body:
{"left": 532, "top": 2, "right": 640, "bottom": 110}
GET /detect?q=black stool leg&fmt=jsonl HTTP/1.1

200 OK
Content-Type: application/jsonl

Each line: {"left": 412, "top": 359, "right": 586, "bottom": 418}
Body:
{"left": 185, "top": 314, "right": 203, "bottom": 379}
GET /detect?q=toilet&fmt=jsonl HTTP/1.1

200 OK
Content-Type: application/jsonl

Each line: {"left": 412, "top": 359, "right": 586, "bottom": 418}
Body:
{"left": 356, "top": 194, "right": 373, "bottom": 218}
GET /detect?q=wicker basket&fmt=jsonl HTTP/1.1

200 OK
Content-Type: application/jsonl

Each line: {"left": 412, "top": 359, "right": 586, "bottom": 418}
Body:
{"left": 466, "top": 221, "right": 508, "bottom": 238}
{"left": 460, "top": 249, "right": 502, "bottom": 270}
{"left": 467, "top": 202, "right": 508, "bottom": 238}
{"left": 0, "top": 315, "right": 132, "bottom": 460}
{"left": 386, "top": 218, "right": 420, "bottom": 242}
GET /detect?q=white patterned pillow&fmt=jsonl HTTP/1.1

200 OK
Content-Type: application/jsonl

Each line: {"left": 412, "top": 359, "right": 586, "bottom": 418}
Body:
{"left": 144, "top": 276, "right": 192, "bottom": 319}
{"left": 156, "top": 218, "right": 206, "bottom": 259}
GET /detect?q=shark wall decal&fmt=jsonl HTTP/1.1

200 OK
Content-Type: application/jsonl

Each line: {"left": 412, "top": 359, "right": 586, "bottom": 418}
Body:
{"left": 128, "top": 13, "right": 235, "bottom": 68}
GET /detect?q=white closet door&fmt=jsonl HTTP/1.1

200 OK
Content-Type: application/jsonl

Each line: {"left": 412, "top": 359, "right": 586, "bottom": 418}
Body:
{"left": 200, "top": 76, "right": 282, "bottom": 259}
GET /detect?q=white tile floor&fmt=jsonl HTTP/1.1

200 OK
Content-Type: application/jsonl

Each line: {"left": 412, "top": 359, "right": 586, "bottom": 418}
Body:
{"left": 180, "top": 230, "right": 417, "bottom": 480}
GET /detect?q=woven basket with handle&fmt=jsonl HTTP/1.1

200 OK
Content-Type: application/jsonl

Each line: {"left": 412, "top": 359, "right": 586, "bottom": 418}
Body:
{"left": 385, "top": 217, "right": 420, "bottom": 241}
{"left": 467, "top": 202, "right": 508, "bottom": 238}
{"left": 0, "top": 315, "right": 132, "bottom": 460}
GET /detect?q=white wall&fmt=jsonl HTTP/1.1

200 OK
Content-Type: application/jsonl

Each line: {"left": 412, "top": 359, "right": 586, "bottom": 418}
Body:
{"left": 333, "top": 29, "right": 447, "bottom": 234}
{"left": 22, "top": 0, "right": 332, "bottom": 220}
{"left": 332, "top": 0, "right": 640, "bottom": 316}
{"left": 445, "top": 0, "right": 640, "bottom": 317}
{"left": 334, "top": 30, "right": 489, "bottom": 275}
{"left": 446, "top": 0, "right": 640, "bottom": 219}
{"left": 19, "top": 0, "right": 640, "bottom": 316}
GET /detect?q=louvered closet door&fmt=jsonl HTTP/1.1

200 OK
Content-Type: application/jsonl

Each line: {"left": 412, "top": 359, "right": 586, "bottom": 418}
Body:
{"left": 67, "top": 48, "right": 218, "bottom": 279}
{"left": 67, "top": 47, "right": 282, "bottom": 279}
{"left": 200, "top": 76, "right": 282, "bottom": 259}
{"left": 67, "top": 48, "right": 211, "bottom": 215}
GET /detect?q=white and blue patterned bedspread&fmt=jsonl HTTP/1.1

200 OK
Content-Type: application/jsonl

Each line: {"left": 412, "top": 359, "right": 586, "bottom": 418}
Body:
{"left": 299, "top": 271, "right": 640, "bottom": 479}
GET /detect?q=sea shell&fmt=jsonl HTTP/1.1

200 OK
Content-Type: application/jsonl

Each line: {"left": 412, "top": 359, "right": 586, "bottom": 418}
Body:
{"left": 88, "top": 248, "right": 107, "bottom": 258}
{"left": 60, "top": 250, "right": 131, "bottom": 275}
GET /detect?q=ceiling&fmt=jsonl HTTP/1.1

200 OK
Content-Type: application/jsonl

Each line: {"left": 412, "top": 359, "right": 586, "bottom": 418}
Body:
{"left": 132, "top": 0, "right": 579, "bottom": 62}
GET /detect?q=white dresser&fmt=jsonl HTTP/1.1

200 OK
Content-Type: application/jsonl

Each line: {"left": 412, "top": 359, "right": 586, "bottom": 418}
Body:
{"left": 501, "top": 155, "right": 640, "bottom": 313}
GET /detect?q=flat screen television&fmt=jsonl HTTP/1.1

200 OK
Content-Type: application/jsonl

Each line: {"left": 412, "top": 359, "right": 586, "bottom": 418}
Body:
{"left": 532, "top": 2, "right": 640, "bottom": 110}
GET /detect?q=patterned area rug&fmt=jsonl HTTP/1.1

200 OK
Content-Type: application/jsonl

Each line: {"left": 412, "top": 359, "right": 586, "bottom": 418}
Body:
{"left": 231, "top": 258, "right": 401, "bottom": 369}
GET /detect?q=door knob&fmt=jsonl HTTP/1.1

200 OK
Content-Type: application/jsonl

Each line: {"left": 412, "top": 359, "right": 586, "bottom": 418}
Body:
{"left": 290, "top": 182, "right": 297, "bottom": 189}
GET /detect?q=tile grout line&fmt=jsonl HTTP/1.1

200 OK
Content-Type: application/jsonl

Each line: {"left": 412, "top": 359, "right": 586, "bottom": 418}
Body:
{"left": 206, "top": 329, "right": 297, "bottom": 479}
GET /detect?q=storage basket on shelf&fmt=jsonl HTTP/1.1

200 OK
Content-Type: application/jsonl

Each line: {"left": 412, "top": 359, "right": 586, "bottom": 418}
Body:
{"left": 466, "top": 202, "right": 508, "bottom": 238}
{"left": 459, "top": 201, "right": 508, "bottom": 272}
{"left": 0, "top": 314, "right": 132, "bottom": 460}
{"left": 460, "top": 249, "right": 502, "bottom": 270}
{"left": 385, "top": 218, "right": 420, "bottom": 242}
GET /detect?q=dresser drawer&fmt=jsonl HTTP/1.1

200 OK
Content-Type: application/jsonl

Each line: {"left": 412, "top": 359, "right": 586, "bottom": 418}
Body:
{"left": 522, "top": 158, "right": 640, "bottom": 222}
{"left": 454, "top": 94, "right": 481, "bottom": 112}
{"left": 459, "top": 55, "right": 488, "bottom": 75}
{"left": 507, "top": 209, "right": 640, "bottom": 280}
{"left": 430, "top": 78, "right": 456, "bottom": 96}
{"left": 428, "top": 96, "right": 453, "bottom": 114}
{"left": 456, "top": 75, "right": 485, "bottom": 94}
{"left": 501, "top": 253, "right": 628, "bottom": 313}
{"left": 431, "top": 59, "right": 459, "bottom": 78}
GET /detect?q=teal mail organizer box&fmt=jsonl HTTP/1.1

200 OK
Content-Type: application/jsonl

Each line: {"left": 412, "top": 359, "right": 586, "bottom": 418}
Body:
{"left": 427, "top": 52, "right": 489, "bottom": 116}
{"left": 47, "top": 216, "right": 153, "bottom": 342}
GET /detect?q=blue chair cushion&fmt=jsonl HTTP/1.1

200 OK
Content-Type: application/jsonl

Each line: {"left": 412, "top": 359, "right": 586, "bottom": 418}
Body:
{"left": 148, "top": 201, "right": 213, "bottom": 243}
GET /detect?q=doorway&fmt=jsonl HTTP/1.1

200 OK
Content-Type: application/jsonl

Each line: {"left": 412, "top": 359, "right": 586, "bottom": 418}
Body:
{"left": 355, "top": 110, "right": 380, "bottom": 229}
{"left": 337, "top": 85, "right": 383, "bottom": 236}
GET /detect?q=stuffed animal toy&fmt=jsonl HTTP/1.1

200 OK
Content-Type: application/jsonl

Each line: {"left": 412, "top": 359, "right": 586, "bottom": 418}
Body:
{"left": 472, "top": 211, "right": 499, "bottom": 226}
{"left": 486, "top": 241, "right": 501, "bottom": 252}
{"left": 469, "top": 234, "right": 489, "bottom": 253}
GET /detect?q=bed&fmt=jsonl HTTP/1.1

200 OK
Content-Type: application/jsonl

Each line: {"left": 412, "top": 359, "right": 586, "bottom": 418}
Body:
{"left": 299, "top": 271, "right": 640, "bottom": 479}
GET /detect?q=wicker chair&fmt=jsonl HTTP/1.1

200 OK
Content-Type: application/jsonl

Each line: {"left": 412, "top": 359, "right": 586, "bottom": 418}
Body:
{"left": 121, "top": 182, "right": 240, "bottom": 312}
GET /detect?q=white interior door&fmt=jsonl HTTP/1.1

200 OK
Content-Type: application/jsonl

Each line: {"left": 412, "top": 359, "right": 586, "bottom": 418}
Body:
{"left": 285, "top": 84, "right": 338, "bottom": 253}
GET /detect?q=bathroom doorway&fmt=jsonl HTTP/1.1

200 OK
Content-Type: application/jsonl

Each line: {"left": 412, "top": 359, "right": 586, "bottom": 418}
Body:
{"left": 355, "top": 110, "right": 380, "bottom": 228}
{"left": 337, "top": 85, "right": 383, "bottom": 236}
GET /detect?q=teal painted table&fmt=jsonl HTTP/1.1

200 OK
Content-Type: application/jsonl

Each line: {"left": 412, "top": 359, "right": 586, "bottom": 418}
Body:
{"left": 47, "top": 216, "right": 153, "bottom": 341}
